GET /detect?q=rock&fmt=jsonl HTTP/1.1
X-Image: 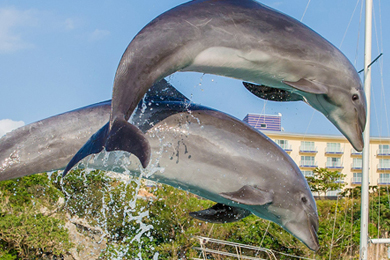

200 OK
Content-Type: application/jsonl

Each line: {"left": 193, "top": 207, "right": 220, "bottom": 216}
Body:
{"left": 65, "top": 215, "right": 107, "bottom": 260}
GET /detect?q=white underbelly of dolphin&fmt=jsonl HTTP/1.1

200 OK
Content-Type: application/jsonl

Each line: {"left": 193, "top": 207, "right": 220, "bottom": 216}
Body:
{"left": 185, "top": 46, "right": 298, "bottom": 89}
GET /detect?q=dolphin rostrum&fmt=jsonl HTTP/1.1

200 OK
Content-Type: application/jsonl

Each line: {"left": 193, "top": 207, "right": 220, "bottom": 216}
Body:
{"left": 64, "top": 0, "right": 366, "bottom": 173}
{"left": 0, "top": 82, "right": 320, "bottom": 251}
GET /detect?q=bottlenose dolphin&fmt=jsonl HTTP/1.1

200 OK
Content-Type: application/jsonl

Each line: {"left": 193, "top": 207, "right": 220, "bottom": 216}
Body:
{"left": 0, "top": 82, "right": 320, "bottom": 251}
{"left": 0, "top": 80, "right": 186, "bottom": 181}
{"left": 65, "top": 0, "right": 366, "bottom": 173}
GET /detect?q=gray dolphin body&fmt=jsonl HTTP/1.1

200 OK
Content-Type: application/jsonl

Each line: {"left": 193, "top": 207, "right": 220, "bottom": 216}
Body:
{"left": 0, "top": 82, "right": 319, "bottom": 251}
{"left": 65, "top": 0, "right": 366, "bottom": 173}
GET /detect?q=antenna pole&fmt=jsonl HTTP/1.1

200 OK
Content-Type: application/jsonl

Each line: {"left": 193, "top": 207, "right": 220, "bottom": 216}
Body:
{"left": 360, "top": 0, "right": 372, "bottom": 259}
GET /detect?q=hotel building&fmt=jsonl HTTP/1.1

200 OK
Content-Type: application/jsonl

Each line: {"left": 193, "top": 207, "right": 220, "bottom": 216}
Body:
{"left": 243, "top": 113, "right": 390, "bottom": 195}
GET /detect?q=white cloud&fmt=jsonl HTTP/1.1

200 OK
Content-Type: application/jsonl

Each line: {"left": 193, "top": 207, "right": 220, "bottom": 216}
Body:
{"left": 0, "top": 7, "right": 38, "bottom": 53}
{"left": 89, "top": 29, "right": 110, "bottom": 41}
{"left": 64, "top": 18, "right": 75, "bottom": 30}
{"left": 270, "top": 2, "right": 283, "bottom": 8}
{"left": 0, "top": 119, "right": 25, "bottom": 137}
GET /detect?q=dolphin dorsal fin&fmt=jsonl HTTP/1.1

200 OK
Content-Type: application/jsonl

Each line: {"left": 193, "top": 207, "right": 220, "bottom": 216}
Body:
{"left": 189, "top": 203, "right": 252, "bottom": 223}
{"left": 220, "top": 185, "right": 273, "bottom": 206}
{"left": 243, "top": 82, "right": 303, "bottom": 102}
{"left": 145, "top": 79, "right": 189, "bottom": 102}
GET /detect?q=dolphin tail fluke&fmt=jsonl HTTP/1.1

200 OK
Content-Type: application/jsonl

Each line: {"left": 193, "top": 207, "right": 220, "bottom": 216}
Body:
{"left": 189, "top": 203, "right": 251, "bottom": 223}
{"left": 105, "top": 118, "right": 151, "bottom": 168}
{"left": 62, "top": 122, "right": 110, "bottom": 177}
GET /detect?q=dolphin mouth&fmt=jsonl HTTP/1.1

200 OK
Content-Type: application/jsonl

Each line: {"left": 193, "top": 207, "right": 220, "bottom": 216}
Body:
{"left": 351, "top": 108, "right": 364, "bottom": 152}
{"left": 308, "top": 224, "right": 320, "bottom": 251}
{"left": 354, "top": 123, "right": 364, "bottom": 151}
{"left": 313, "top": 95, "right": 364, "bottom": 152}
{"left": 304, "top": 208, "right": 320, "bottom": 251}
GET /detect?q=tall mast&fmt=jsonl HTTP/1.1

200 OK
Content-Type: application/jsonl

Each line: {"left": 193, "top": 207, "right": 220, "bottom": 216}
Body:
{"left": 360, "top": 0, "right": 372, "bottom": 259}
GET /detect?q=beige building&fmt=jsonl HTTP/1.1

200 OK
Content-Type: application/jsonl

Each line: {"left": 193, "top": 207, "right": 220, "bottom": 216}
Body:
{"left": 243, "top": 113, "right": 390, "bottom": 194}
{"left": 260, "top": 130, "right": 390, "bottom": 195}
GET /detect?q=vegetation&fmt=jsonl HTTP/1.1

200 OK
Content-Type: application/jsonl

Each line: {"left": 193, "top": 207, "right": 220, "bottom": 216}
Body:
{"left": 306, "top": 167, "right": 347, "bottom": 197}
{"left": 1, "top": 169, "right": 390, "bottom": 259}
{"left": 0, "top": 174, "right": 72, "bottom": 259}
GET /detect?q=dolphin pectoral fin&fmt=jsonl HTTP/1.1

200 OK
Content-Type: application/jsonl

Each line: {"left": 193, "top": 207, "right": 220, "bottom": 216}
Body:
{"left": 63, "top": 122, "right": 110, "bottom": 177}
{"left": 105, "top": 118, "right": 151, "bottom": 168}
{"left": 243, "top": 82, "right": 303, "bottom": 102}
{"left": 220, "top": 185, "right": 273, "bottom": 206}
{"left": 189, "top": 203, "right": 252, "bottom": 223}
{"left": 283, "top": 78, "right": 328, "bottom": 94}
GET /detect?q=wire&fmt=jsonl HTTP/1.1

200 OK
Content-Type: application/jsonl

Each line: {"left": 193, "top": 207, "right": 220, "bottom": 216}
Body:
{"left": 349, "top": 190, "right": 355, "bottom": 258}
{"left": 354, "top": 0, "right": 364, "bottom": 67}
{"left": 378, "top": 187, "right": 381, "bottom": 242}
{"left": 329, "top": 195, "right": 340, "bottom": 260}
{"left": 339, "top": 0, "right": 361, "bottom": 49}
{"left": 300, "top": 0, "right": 312, "bottom": 22}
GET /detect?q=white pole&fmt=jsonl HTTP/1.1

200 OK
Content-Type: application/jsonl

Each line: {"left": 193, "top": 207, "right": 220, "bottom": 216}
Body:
{"left": 360, "top": 0, "right": 373, "bottom": 259}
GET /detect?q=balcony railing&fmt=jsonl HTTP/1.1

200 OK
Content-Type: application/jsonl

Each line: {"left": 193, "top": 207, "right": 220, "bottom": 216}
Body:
{"left": 377, "top": 149, "right": 390, "bottom": 156}
{"left": 300, "top": 161, "right": 318, "bottom": 168}
{"left": 377, "top": 165, "right": 390, "bottom": 171}
{"left": 325, "top": 148, "right": 344, "bottom": 155}
{"left": 352, "top": 177, "right": 362, "bottom": 184}
{"left": 351, "top": 163, "right": 363, "bottom": 170}
{"left": 326, "top": 163, "right": 344, "bottom": 169}
{"left": 378, "top": 178, "right": 390, "bottom": 185}
{"left": 351, "top": 149, "right": 362, "bottom": 156}
{"left": 278, "top": 144, "right": 292, "bottom": 151}
{"left": 299, "top": 146, "right": 318, "bottom": 153}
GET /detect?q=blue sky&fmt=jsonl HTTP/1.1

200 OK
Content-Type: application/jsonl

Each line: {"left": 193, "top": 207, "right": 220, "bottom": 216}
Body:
{"left": 0, "top": 0, "right": 389, "bottom": 138}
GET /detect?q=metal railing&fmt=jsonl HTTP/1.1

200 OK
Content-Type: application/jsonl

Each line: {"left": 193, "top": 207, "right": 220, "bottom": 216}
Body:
{"left": 351, "top": 149, "right": 362, "bottom": 156}
{"left": 377, "top": 177, "right": 390, "bottom": 185}
{"left": 276, "top": 143, "right": 292, "bottom": 151}
{"left": 299, "top": 146, "right": 317, "bottom": 153}
{"left": 325, "top": 163, "right": 344, "bottom": 169}
{"left": 325, "top": 147, "right": 344, "bottom": 154}
{"left": 193, "top": 236, "right": 277, "bottom": 260}
{"left": 377, "top": 148, "right": 390, "bottom": 156}
{"left": 352, "top": 177, "right": 362, "bottom": 184}
{"left": 351, "top": 163, "right": 363, "bottom": 170}
{"left": 299, "top": 161, "right": 317, "bottom": 167}
{"left": 377, "top": 164, "right": 390, "bottom": 171}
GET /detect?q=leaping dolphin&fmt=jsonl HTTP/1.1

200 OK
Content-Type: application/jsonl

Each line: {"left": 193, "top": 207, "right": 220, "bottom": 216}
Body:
{"left": 64, "top": 0, "right": 366, "bottom": 173}
{"left": 0, "top": 82, "right": 320, "bottom": 251}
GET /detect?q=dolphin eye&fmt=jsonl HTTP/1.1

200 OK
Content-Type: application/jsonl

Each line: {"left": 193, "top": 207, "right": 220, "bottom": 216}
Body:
{"left": 352, "top": 94, "right": 359, "bottom": 101}
{"left": 301, "top": 197, "right": 308, "bottom": 203}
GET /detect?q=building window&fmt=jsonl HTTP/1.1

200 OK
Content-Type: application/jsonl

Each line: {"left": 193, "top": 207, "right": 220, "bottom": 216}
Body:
{"left": 302, "top": 171, "right": 314, "bottom": 177}
{"left": 275, "top": 140, "right": 291, "bottom": 151}
{"left": 378, "top": 144, "right": 390, "bottom": 155}
{"left": 326, "top": 157, "right": 343, "bottom": 168}
{"left": 379, "top": 159, "right": 390, "bottom": 170}
{"left": 352, "top": 173, "right": 362, "bottom": 184}
{"left": 300, "top": 156, "right": 316, "bottom": 167}
{"left": 352, "top": 158, "right": 362, "bottom": 169}
{"left": 326, "top": 143, "right": 342, "bottom": 153}
{"left": 379, "top": 174, "right": 390, "bottom": 184}
{"left": 300, "top": 141, "right": 316, "bottom": 152}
